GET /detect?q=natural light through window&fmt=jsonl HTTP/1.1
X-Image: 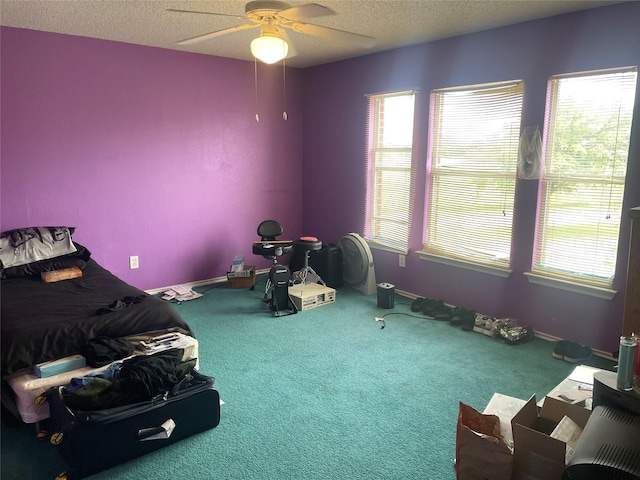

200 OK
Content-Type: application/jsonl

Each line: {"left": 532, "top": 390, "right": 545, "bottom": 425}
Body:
{"left": 532, "top": 67, "right": 637, "bottom": 290}
{"left": 420, "top": 81, "right": 523, "bottom": 272}
{"left": 365, "top": 91, "right": 416, "bottom": 253}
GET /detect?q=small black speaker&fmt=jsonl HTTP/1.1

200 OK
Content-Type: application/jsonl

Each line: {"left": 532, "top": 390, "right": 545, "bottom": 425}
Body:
{"left": 377, "top": 283, "right": 395, "bottom": 309}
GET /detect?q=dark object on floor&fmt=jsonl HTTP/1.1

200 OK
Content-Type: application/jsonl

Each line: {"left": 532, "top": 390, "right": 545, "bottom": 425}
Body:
{"left": 422, "top": 299, "right": 452, "bottom": 320}
{"left": 410, "top": 298, "right": 425, "bottom": 312}
{"left": 459, "top": 315, "right": 476, "bottom": 331}
{"left": 553, "top": 340, "right": 592, "bottom": 363}
{"left": 449, "top": 307, "right": 475, "bottom": 328}
{"left": 47, "top": 368, "right": 220, "bottom": 480}
{"left": 564, "top": 343, "right": 593, "bottom": 363}
{"left": 552, "top": 340, "right": 571, "bottom": 360}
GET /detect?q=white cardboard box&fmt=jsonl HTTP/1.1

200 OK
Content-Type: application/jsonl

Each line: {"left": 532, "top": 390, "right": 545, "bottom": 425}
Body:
{"left": 483, "top": 393, "right": 528, "bottom": 450}
{"left": 288, "top": 283, "right": 336, "bottom": 311}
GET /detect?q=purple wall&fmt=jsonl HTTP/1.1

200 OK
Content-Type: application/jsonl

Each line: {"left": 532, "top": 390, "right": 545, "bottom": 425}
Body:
{"left": 2, "top": 3, "right": 639, "bottom": 354}
{"left": 1, "top": 28, "right": 304, "bottom": 290}
{"left": 301, "top": 2, "right": 640, "bottom": 354}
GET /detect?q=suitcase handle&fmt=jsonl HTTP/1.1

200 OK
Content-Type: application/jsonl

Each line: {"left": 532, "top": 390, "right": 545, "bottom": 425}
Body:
{"left": 137, "top": 418, "right": 176, "bottom": 441}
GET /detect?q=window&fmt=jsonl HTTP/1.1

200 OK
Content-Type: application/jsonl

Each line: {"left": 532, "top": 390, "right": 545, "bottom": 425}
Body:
{"left": 531, "top": 67, "right": 637, "bottom": 291}
{"left": 420, "top": 81, "right": 524, "bottom": 273}
{"left": 365, "top": 91, "right": 416, "bottom": 253}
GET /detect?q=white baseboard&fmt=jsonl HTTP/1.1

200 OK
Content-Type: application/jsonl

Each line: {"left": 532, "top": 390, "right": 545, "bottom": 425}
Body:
{"left": 144, "top": 268, "right": 270, "bottom": 296}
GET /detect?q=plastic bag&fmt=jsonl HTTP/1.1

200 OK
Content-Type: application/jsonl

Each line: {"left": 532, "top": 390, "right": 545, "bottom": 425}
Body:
{"left": 455, "top": 402, "right": 513, "bottom": 480}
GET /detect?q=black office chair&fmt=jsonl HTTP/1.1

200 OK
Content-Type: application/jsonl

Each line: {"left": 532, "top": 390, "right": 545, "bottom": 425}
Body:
{"left": 252, "top": 220, "right": 297, "bottom": 316}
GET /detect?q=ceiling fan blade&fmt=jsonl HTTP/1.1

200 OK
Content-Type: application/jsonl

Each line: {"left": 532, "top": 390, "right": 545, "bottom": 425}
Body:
{"left": 167, "top": 8, "right": 244, "bottom": 21}
{"left": 176, "top": 23, "right": 258, "bottom": 45}
{"left": 278, "top": 3, "right": 335, "bottom": 21}
{"left": 278, "top": 28, "right": 298, "bottom": 59}
{"left": 291, "top": 22, "right": 375, "bottom": 49}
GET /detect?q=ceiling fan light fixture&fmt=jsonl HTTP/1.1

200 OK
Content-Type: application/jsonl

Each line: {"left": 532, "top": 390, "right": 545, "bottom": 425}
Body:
{"left": 251, "top": 32, "right": 288, "bottom": 64}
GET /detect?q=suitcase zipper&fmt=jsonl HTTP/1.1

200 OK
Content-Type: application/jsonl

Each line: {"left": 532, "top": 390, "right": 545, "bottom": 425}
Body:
{"left": 72, "top": 373, "right": 214, "bottom": 425}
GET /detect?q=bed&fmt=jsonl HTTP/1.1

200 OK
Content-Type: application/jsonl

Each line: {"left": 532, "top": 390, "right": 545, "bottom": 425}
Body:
{"left": 1, "top": 226, "right": 195, "bottom": 423}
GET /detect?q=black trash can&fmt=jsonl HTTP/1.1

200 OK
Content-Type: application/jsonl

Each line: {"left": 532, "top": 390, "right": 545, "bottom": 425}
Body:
{"left": 377, "top": 282, "right": 395, "bottom": 309}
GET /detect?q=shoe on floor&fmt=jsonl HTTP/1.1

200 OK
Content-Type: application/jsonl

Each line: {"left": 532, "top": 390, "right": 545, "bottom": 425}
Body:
{"left": 484, "top": 318, "right": 518, "bottom": 339}
{"left": 422, "top": 299, "right": 452, "bottom": 320}
{"left": 429, "top": 305, "right": 453, "bottom": 322}
{"left": 473, "top": 315, "right": 492, "bottom": 334}
{"left": 482, "top": 317, "right": 497, "bottom": 337}
{"left": 501, "top": 325, "right": 534, "bottom": 345}
{"left": 422, "top": 299, "right": 444, "bottom": 316}
{"left": 411, "top": 298, "right": 425, "bottom": 312}
{"left": 563, "top": 342, "right": 592, "bottom": 363}
{"left": 459, "top": 310, "right": 477, "bottom": 331}
{"left": 493, "top": 318, "right": 519, "bottom": 340}
{"left": 552, "top": 340, "right": 571, "bottom": 360}
{"left": 449, "top": 307, "right": 475, "bottom": 328}
{"left": 483, "top": 317, "right": 512, "bottom": 338}
{"left": 431, "top": 305, "right": 454, "bottom": 321}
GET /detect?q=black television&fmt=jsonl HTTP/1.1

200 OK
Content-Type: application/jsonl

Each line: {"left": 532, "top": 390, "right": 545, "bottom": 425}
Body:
{"left": 562, "top": 371, "right": 640, "bottom": 480}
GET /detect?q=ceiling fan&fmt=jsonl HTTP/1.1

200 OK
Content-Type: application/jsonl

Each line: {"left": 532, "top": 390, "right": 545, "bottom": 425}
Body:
{"left": 168, "top": 1, "right": 376, "bottom": 64}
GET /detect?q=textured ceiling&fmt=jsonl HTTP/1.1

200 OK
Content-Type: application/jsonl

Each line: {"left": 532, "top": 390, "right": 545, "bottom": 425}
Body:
{"left": 0, "top": 0, "right": 627, "bottom": 68}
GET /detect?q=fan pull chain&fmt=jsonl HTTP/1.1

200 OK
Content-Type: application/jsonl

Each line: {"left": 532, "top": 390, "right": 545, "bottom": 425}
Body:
{"left": 282, "top": 58, "right": 288, "bottom": 120}
{"left": 254, "top": 58, "right": 260, "bottom": 122}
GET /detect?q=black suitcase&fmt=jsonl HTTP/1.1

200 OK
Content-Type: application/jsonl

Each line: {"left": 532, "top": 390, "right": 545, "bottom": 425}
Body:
{"left": 47, "top": 369, "right": 220, "bottom": 480}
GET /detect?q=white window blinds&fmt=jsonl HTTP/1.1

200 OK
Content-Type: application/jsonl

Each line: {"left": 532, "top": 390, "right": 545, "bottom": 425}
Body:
{"left": 365, "top": 91, "right": 416, "bottom": 253}
{"left": 533, "top": 67, "right": 637, "bottom": 288}
{"left": 421, "top": 81, "right": 524, "bottom": 269}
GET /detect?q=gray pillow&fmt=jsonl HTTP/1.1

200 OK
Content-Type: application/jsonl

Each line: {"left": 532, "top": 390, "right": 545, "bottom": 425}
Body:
{"left": 0, "top": 226, "right": 77, "bottom": 269}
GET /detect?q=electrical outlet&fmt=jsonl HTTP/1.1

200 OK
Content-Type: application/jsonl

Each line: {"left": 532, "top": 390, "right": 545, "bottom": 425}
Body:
{"left": 399, "top": 254, "right": 406, "bottom": 268}
{"left": 129, "top": 255, "right": 139, "bottom": 269}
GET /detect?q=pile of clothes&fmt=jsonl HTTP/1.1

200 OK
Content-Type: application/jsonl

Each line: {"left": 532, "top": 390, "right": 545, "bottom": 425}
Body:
{"left": 64, "top": 348, "right": 196, "bottom": 411}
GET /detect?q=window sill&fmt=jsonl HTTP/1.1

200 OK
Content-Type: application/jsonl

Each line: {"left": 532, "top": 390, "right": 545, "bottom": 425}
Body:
{"left": 366, "top": 239, "right": 409, "bottom": 256}
{"left": 417, "top": 251, "right": 512, "bottom": 278}
{"left": 523, "top": 272, "right": 617, "bottom": 300}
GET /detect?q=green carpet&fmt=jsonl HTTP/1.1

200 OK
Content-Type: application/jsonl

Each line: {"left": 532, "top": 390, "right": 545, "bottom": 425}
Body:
{"left": 1, "top": 276, "right": 614, "bottom": 479}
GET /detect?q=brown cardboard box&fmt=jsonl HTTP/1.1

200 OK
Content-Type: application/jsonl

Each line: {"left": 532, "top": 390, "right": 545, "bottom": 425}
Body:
{"left": 511, "top": 395, "right": 591, "bottom": 480}
{"left": 227, "top": 265, "right": 256, "bottom": 288}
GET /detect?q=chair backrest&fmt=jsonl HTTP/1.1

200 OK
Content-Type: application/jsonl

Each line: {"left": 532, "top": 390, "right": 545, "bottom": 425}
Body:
{"left": 257, "top": 220, "right": 283, "bottom": 241}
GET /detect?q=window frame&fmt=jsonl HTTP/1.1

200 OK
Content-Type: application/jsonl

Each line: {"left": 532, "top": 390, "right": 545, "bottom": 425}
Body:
{"left": 364, "top": 90, "right": 417, "bottom": 254}
{"left": 528, "top": 66, "right": 638, "bottom": 296}
{"left": 419, "top": 80, "right": 524, "bottom": 275}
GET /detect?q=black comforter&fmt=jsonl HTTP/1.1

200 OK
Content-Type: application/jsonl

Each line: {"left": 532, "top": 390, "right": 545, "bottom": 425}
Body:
{"left": 1, "top": 259, "right": 193, "bottom": 376}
